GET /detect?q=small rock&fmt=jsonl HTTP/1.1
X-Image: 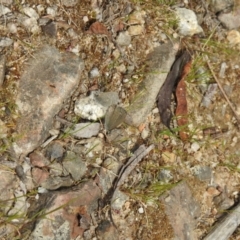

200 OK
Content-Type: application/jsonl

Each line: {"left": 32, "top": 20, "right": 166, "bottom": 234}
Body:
{"left": 62, "top": 151, "right": 87, "bottom": 181}
{"left": 41, "top": 176, "right": 73, "bottom": 190}
{"left": 128, "top": 25, "right": 144, "bottom": 36}
{"left": 219, "top": 62, "right": 227, "bottom": 78}
{"left": 62, "top": 0, "right": 78, "bottom": 7}
{"left": 7, "top": 22, "right": 17, "bottom": 34}
{"left": 128, "top": 10, "right": 146, "bottom": 25}
{"left": 49, "top": 162, "right": 63, "bottom": 176}
{"left": 0, "top": 225, "right": 17, "bottom": 239}
{"left": 0, "top": 169, "right": 19, "bottom": 213}
{"left": 210, "top": 0, "right": 233, "bottom": 13}
{"left": 29, "top": 151, "right": 51, "bottom": 167}
{"left": 84, "top": 137, "right": 103, "bottom": 157}
{"left": 111, "top": 189, "right": 129, "bottom": 211}
{"left": 201, "top": 83, "right": 218, "bottom": 107}
{"left": 42, "top": 21, "right": 57, "bottom": 37}
{"left": 138, "top": 207, "right": 144, "bottom": 214}
{"left": 227, "top": 29, "right": 240, "bottom": 45}
{"left": 206, "top": 186, "right": 221, "bottom": 196}
{"left": 106, "top": 129, "right": 129, "bottom": 148}
{"left": 21, "top": 16, "right": 40, "bottom": 34}
{"left": 68, "top": 28, "right": 78, "bottom": 39}
{"left": 0, "top": 119, "right": 8, "bottom": 137}
{"left": 191, "top": 142, "right": 200, "bottom": 152}
{"left": 104, "top": 105, "right": 127, "bottom": 131}
{"left": 68, "top": 122, "right": 100, "bottom": 138}
{"left": 97, "top": 158, "right": 121, "bottom": 194}
{"left": 89, "top": 67, "right": 100, "bottom": 78}
{"left": 141, "top": 127, "right": 149, "bottom": 140}
{"left": 46, "top": 6, "right": 58, "bottom": 17}
{"left": 116, "top": 31, "right": 131, "bottom": 46}
{"left": 175, "top": 8, "right": 203, "bottom": 36}
{"left": 74, "top": 92, "right": 119, "bottom": 121}
{"left": 218, "top": 7, "right": 240, "bottom": 29}
{"left": 7, "top": 189, "right": 29, "bottom": 219}
{"left": 192, "top": 165, "right": 212, "bottom": 181}
{"left": 161, "top": 151, "right": 176, "bottom": 163}
{"left": 0, "top": 37, "right": 13, "bottom": 47}
{"left": 32, "top": 168, "right": 50, "bottom": 186}
{"left": 22, "top": 7, "right": 39, "bottom": 19}
{"left": 116, "top": 63, "right": 126, "bottom": 73}
{"left": 158, "top": 169, "right": 173, "bottom": 183}
{"left": 21, "top": 161, "right": 35, "bottom": 191}
{"left": 37, "top": 4, "right": 44, "bottom": 14}
{"left": 0, "top": 4, "right": 11, "bottom": 17}
{"left": 45, "top": 141, "right": 65, "bottom": 161}
{"left": 96, "top": 220, "right": 119, "bottom": 240}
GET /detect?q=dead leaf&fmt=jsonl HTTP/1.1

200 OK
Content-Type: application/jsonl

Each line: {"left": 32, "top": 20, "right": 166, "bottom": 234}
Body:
{"left": 175, "top": 59, "right": 191, "bottom": 141}
{"left": 86, "top": 21, "right": 111, "bottom": 38}
{"left": 157, "top": 50, "right": 191, "bottom": 129}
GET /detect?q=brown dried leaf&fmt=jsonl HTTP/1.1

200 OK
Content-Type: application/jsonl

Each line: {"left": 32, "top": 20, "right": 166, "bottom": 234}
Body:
{"left": 175, "top": 60, "right": 191, "bottom": 141}
{"left": 86, "top": 21, "right": 111, "bottom": 38}
{"left": 157, "top": 50, "right": 191, "bottom": 129}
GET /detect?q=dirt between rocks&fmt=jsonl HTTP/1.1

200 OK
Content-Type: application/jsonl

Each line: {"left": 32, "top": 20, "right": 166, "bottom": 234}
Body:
{"left": 1, "top": 0, "right": 240, "bottom": 240}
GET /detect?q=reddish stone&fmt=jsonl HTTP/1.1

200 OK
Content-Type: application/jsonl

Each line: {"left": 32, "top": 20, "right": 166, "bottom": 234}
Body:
{"left": 29, "top": 151, "right": 50, "bottom": 167}
{"left": 32, "top": 168, "right": 49, "bottom": 186}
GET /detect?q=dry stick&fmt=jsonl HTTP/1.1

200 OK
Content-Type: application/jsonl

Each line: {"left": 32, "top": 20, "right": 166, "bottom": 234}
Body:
{"left": 203, "top": 201, "right": 240, "bottom": 240}
{"left": 206, "top": 60, "right": 240, "bottom": 126}
{"left": 114, "top": 144, "right": 155, "bottom": 189}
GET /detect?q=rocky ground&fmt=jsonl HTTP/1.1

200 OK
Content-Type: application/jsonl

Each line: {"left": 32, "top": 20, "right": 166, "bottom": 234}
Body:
{"left": 1, "top": 0, "right": 240, "bottom": 239}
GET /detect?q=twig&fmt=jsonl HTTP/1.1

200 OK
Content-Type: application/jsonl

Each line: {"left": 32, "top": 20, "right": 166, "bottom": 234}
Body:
{"left": 206, "top": 59, "right": 240, "bottom": 126}
{"left": 114, "top": 144, "right": 155, "bottom": 189}
{"left": 203, "top": 201, "right": 240, "bottom": 240}
{"left": 105, "top": 144, "right": 154, "bottom": 228}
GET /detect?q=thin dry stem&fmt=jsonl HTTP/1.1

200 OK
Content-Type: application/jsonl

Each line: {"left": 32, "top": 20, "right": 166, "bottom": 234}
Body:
{"left": 206, "top": 60, "right": 240, "bottom": 127}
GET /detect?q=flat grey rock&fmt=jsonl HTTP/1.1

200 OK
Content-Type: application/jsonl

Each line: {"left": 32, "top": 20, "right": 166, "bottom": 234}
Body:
{"left": 125, "top": 41, "right": 179, "bottom": 126}
{"left": 68, "top": 122, "right": 100, "bottom": 138}
{"left": 62, "top": 151, "right": 87, "bottom": 181}
{"left": 160, "top": 181, "right": 200, "bottom": 240}
{"left": 41, "top": 176, "right": 73, "bottom": 190}
{"left": 218, "top": 8, "right": 240, "bottom": 29}
{"left": 74, "top": 91, "right": 119, "bottom": 121}
{"left": 210, "top": 0, "right": 233, "bottom": 13}
{"left": 13, "top": 45, "right": 84, "bottom": 157}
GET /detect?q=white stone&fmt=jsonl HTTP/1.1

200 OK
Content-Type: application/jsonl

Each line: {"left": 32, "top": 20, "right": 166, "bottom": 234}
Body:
{"left": 22, "top": 17, "right": 40, "bottom": 34}
{"left": 175, "top": 8, "right": 203, "bottom": 36}
{"left": 89, "top": 67, "right": 100, "bottom": 78}
{"left": 191, "top": 142, "right": 200, "bottom": 152}
{"left": 46, "top": 6, "right": 57, "bottom": 17}
{"left": 116, "top": 31, "right": 131, "bottom": 46}
{"left": 141, "top": 128, "right": 149, "bottom": 140}
{"left": 0, "top": 37, "right": 13, "bottom": 47}
{"left": 7, "top": 22, "right": 18, "bottom": 33}
{"left": 74, "top": 92, "right": 119, "bottom": 121}
{"left": 0, "top": 4, "right": 11, "bottom": 17}
{"left": 128, "top": 10, "right": 146, "bottom": 25}
{"left": 74, "top": 96, "right": 105, "bottom": 120}
{"left": 138, "top": 207, "right": 144, "bottom": 214}
{"left": 128, "top": 25, "right": 144, "bottom": 36}
{"left": 83, "top": 16, "right": 89, "bottom": 23}
{"left": 227, "top": 30, "right": 240, "bottom": 46}
{"left": 37, "top": 4, "right": 44, "bottom": 14}
{"left": 22, "top": 7, "right": 39, "bottom": 19}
